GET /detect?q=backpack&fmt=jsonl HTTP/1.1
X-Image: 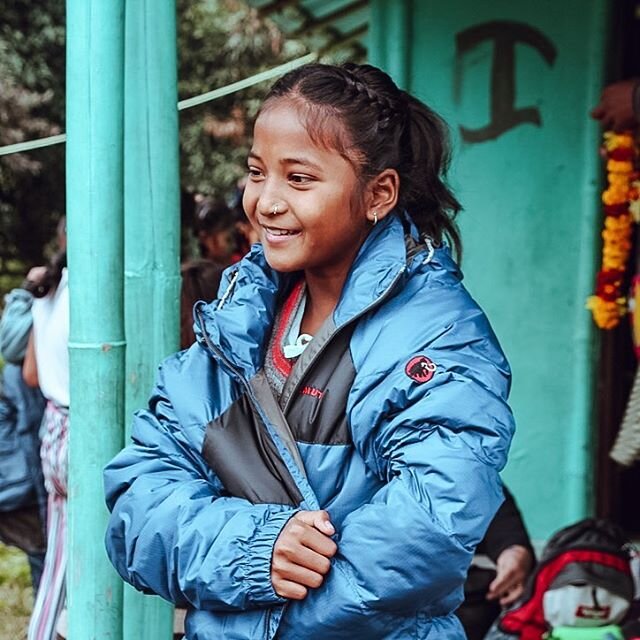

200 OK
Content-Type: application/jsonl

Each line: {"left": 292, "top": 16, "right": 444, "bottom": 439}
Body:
{"left": 496, "top": 518, "right": 634, "bottom": 640}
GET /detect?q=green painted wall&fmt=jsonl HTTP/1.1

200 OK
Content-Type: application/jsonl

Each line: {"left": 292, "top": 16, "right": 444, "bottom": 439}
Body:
{"left": 371, "top": 0, "right": 610, "bottom": 540}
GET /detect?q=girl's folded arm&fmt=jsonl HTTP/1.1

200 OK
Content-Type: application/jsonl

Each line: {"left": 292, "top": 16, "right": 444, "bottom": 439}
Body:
{"left": 104, "top": 368, "right": 295, "bottom": 613}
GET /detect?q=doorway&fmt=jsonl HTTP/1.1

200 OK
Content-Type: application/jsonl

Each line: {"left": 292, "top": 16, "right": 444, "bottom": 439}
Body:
{"left": 595, "top": 0, "right": 640, "bottom": 536}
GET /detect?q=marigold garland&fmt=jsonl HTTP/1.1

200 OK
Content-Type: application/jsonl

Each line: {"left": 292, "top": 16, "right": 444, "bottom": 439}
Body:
{"left": 587, "top": 131, "right": 639, "bottom": 330}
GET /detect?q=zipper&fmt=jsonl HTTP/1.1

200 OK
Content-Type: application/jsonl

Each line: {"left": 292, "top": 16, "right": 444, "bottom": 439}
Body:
{"left": 281, "top": 264, "right": 407, "bottom": 415}
{"left": 216, "top": 268, "right": 239, "bottom": 310}
{"left": 196, "top": 308, "right": 310, "bottom": 507}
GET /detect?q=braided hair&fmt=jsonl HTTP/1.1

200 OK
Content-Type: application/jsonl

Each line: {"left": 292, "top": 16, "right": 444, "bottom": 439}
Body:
{"left": 262, "top": 63, "right": 462, "bottom": 259}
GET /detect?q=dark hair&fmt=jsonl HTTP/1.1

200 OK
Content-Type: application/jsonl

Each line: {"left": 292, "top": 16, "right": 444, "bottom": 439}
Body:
{"left": 194, "top": 198, "right": 235, "bottom": 234}
{"left": 30, "top": 250, "right": 67, "bottom": 298}
{"left": 180, "top": 259, "right": 224, "bottom": 349}
{"left": 262, "top": 63, "right": 462, "bottom": 258}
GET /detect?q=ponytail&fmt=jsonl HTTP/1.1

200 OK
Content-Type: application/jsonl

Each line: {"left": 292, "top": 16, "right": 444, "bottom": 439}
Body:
{"left": 402, "top": 94, "right": 462, "bottom": 260}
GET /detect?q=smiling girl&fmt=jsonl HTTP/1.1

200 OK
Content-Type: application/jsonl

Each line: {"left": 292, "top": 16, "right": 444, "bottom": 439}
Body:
{"left": 104, "top": 63, "right": 514, "bottom": 640}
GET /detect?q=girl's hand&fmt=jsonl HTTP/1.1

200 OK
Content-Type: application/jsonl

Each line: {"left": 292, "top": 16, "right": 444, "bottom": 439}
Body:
{"left": 271, "top": 510, "right": 337, "bottom": 600}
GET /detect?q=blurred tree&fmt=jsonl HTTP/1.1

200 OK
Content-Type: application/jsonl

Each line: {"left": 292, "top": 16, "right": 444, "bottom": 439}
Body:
{"left": 0, "top": 0, "right": 66, "bottom": 284}
{"left": 177, "top": 0, "right": 308, "bottom": 198}
{"left": 0, "top": 0, "right": 308, "bottom": 287}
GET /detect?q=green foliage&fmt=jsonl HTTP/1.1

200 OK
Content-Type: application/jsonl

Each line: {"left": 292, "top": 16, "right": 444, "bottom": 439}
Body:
{"left": 177, "top": 0, "right": 308, "bottom": 198}
{"left": 0, "top": 0, "right": 66, "bottom": 282}
{"left": 0, "top": 543, "right": 33, "bottom": 640}
{"left": 0, "top": 0, "right": 360, "bottom": 289}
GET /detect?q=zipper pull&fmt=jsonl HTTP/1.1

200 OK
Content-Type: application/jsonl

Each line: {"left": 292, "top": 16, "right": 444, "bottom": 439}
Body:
{"left": 216, "top": 269, "right": 239, "bottom": 310}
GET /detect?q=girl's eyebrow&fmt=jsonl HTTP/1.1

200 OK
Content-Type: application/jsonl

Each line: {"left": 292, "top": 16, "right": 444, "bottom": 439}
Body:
{"left": 248, "top": 150, "right": 323, "bottom": 173}
{"left": 281, "top": 157, "right": 323, "bottom": 173}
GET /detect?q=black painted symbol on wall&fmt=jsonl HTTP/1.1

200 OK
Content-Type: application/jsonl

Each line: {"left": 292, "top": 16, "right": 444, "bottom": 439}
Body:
{"left": 455, "top": 21, "right": 557, "bottom": 143}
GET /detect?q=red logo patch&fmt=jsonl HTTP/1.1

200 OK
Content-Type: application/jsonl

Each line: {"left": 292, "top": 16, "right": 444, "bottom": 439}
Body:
{"left": 405, "top": 355, "right": 436, "bottom": 383}
{"left": 301, "top": 385, "right": 324, "bottom": 399}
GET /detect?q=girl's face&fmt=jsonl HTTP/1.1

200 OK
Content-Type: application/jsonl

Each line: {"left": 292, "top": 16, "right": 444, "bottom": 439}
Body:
{"left": 243, "top": 99, "right": 370, "bottom": 279}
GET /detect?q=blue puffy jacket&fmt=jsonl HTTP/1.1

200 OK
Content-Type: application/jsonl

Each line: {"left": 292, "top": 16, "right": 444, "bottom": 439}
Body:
{"left": 104, "top": 213, "right": 514, "bottom": 639}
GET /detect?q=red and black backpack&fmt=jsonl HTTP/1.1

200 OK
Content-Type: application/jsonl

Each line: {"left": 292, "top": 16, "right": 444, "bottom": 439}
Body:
{"left": 497, "top": 518, "right": 634, "bottom": 640}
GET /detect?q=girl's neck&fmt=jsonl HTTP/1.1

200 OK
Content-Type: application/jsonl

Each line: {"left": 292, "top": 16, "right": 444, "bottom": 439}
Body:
{"left": 300, "top": 269, "right": 347, "bottom": 335}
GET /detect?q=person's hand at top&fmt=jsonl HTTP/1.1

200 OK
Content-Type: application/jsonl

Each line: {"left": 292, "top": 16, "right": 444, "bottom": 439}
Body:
{"left": 486, "top": 544, "right": 534, "bottom": 607}
{"left": 271, "top": 510, "right": 337, "bottom": 600}
{"left": 591, "top": 78, "right": 640, "bottom": 131}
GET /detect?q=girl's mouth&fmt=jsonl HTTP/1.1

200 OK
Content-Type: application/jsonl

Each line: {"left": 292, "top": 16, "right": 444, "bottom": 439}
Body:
{"left": 264, "top": 226, "right": 297, "bottom": 236}
{"left": 262, "top": 224, "right": 302, "bottom": 243}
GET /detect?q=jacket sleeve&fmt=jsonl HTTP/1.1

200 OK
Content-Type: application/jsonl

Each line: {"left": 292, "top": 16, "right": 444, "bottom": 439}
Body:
{"left": 104, "top": 353, "right": 295, "bottom": 612}
{"left": 278, "top": 296, "right": 515, "bottom": 637}
{"left": 0, "top": 288, "right": 34, "bottom": 364}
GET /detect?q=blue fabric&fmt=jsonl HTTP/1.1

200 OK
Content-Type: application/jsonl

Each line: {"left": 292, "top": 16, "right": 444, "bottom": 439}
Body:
{"left": 0, "top": 287, "right": 46, "bottom": 513}
{"left": 104, "top": 213, "right": 515, "bottom": 639}
{"left": 0, "top": 363, "right": 46, "bottom": 512}
{"left": 0, "top": 288, "right": 34, "bottom": 364}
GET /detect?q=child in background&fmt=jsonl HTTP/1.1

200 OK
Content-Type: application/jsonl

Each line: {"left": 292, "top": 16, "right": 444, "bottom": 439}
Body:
{"left": 193, "top": 197, "right": 237, "bottom": 266}
{"left": 179, "top": 260, "right": 224, "bottom": 350}
{"left": 104, "top": 62, "right": 515, "bottom": 640}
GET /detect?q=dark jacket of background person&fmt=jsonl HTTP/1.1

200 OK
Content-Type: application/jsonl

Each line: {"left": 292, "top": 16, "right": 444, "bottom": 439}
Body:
{"left": 457, "top": 487, "right": 534, "bottom": 640}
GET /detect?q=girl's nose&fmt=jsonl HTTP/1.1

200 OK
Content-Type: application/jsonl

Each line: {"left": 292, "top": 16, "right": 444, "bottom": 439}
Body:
{"left": 257, "top": 198, "right": 287, "bottom": 217}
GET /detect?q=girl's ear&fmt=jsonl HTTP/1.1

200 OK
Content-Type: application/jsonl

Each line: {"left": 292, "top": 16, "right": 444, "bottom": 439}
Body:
{"left": 365, "top": 169, "right": 400, "bottom": 224}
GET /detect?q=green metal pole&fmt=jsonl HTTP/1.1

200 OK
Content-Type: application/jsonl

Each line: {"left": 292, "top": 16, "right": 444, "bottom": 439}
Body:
{"left": 66, "top": 1, "right": 125, "bottom": 638}
{"left": 122, "top": 1, "right": 180, "bottom": 638}
{"left": 369, "top": 0, "right": 412, "bottom": 90}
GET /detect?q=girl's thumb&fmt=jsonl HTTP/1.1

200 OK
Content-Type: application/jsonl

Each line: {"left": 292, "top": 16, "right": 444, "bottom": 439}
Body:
{"left": 315, "top": 512, "right": 335, "bottom": 535}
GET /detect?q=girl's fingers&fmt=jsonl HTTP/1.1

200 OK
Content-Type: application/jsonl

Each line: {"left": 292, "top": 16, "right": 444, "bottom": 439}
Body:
{"left": 311, "top": 511, "right": 335, "bottom": 535}
{"left": 273, "top": 578, "right": 308, "bottom": 600}
{"left": 295, "top": 510, "right": 335, "bottom": 536}
{"left": 300, "top": 525, "right": 338, "bottom": 559}
{"left": 281, "top": 514, "right": 338, "bottom": 558}
{"left": 275, "top": 540, "right": 332, "bottom": 575}
{"left": 276, "top": 559, "right": 327, "bottom": 589}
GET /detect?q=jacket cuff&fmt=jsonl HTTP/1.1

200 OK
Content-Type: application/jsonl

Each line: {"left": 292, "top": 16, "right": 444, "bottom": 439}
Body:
{"left": 246, "top": 508, "right": 297, "bottom": 605}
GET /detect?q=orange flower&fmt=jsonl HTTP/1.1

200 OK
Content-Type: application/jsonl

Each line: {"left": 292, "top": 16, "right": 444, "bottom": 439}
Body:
{"left": 607, "top": 159, "right": 634, "bottom": 173}
{"left": 586, "top": 296, "right": 627, "bottom": 330}
{"left": 589, "top": 131, "right": 638, "bottom": 330}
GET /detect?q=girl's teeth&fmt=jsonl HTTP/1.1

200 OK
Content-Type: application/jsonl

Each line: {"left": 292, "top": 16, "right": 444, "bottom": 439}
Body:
{"left": 270, "top": 228, "right": 294, "bottom": 236}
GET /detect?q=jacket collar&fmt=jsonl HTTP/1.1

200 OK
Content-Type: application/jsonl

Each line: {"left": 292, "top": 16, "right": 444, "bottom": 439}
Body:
{"left": 195, "top": 213, "right": 412, "bottom": 380}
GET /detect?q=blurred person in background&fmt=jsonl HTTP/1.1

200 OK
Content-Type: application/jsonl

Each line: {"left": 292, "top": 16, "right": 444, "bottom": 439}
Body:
{"left": 457, "top": 487, "right": 534, "bottom": 640}
{"left": 228, "top": 177, "right": 260, "bottom": 262}
{"left": 591, "top": 78, "right": 640, "bottom": 130}
{"left": 180, "top": 259, "right": 224, "bottom": 350}
{"left": 0, "top": 267, "right": 47, "bottom": 593}
{"left": 23, "top": 218, "right": 69, "bottom": 640}
{"left": 193, "top": 197, "right": 237, "bottom": 266}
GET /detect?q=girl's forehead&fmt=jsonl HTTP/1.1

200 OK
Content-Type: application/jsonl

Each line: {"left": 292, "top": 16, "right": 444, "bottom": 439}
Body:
{"left": 252, "top": 98, "right": 355, "bottom": 167}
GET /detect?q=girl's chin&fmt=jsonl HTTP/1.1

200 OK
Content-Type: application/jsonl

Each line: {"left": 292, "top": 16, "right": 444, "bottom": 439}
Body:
{"left": 263, "top": 250, "right": 306, "bottom": 273}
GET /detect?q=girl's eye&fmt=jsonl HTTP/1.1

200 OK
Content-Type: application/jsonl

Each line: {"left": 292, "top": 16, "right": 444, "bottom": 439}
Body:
{"left": 247, "top": 167, "right": 263, "bottom": 179}
{"left": 289, "top": 174, "right": 313, "bottom": 185}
